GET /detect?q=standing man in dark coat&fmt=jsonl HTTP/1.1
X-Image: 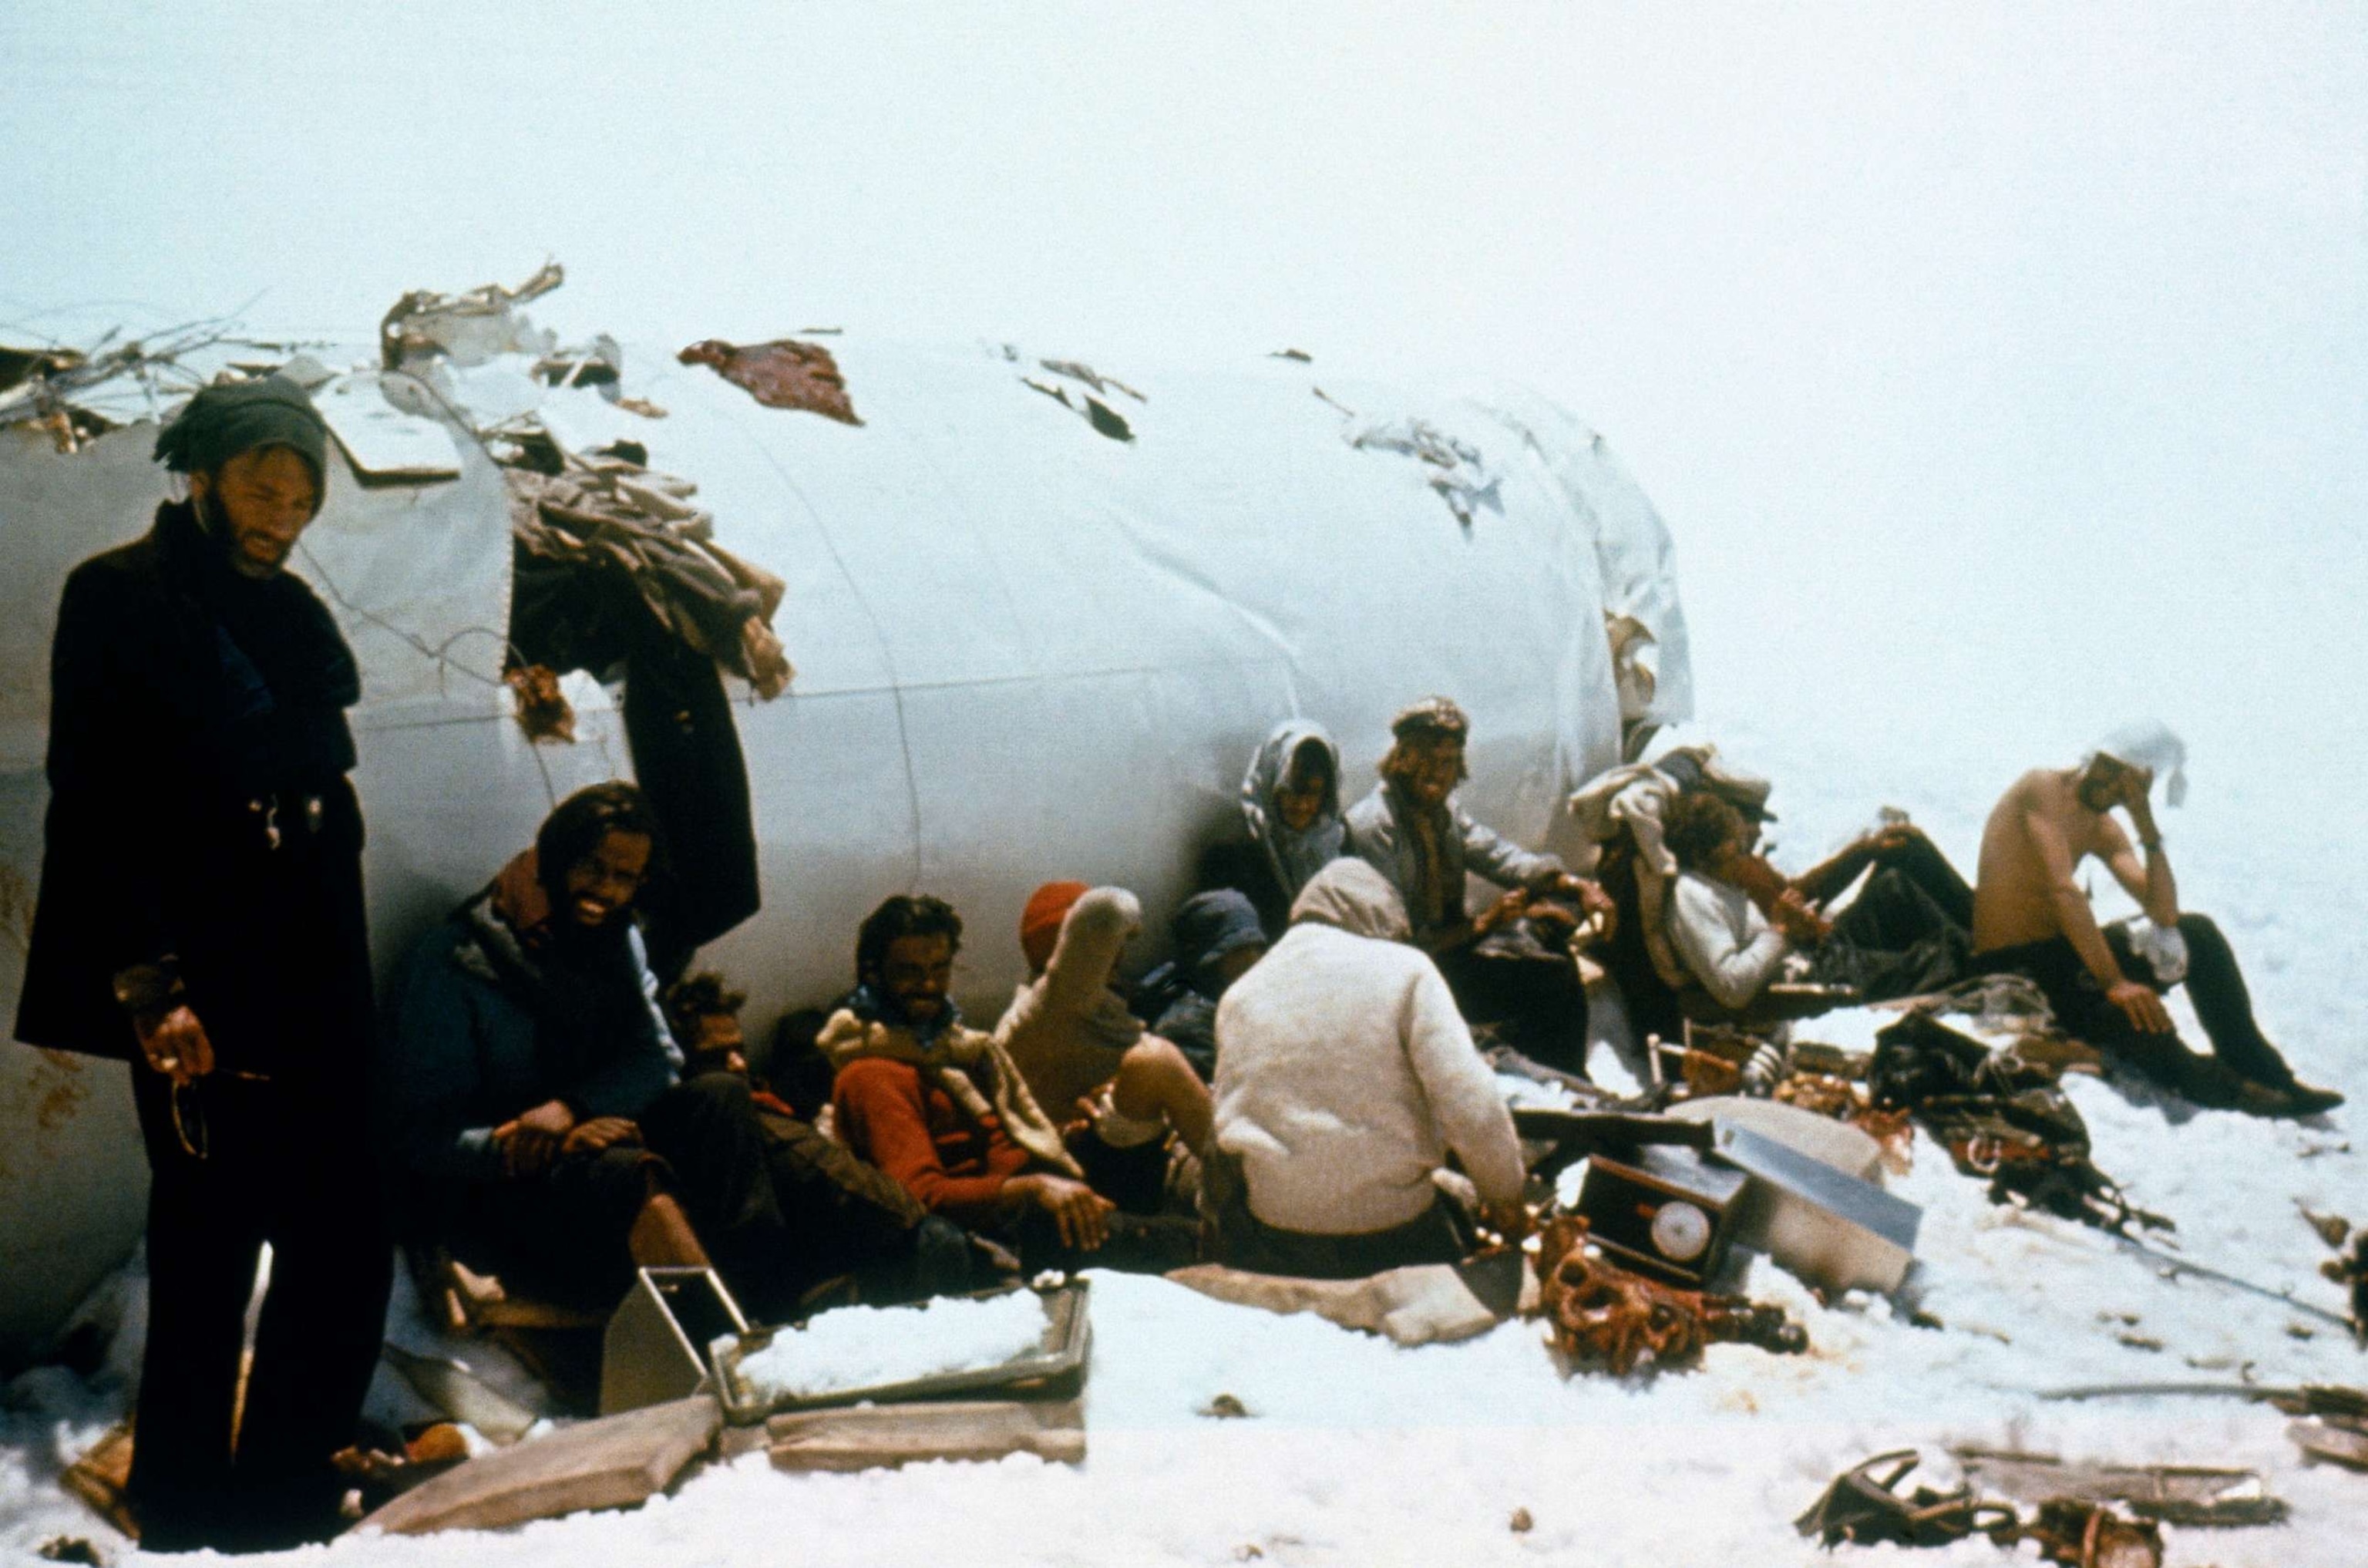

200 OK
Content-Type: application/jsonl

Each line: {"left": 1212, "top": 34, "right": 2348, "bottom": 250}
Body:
{"left": 15, "top": 376, "right": 392, "bottom": 1553}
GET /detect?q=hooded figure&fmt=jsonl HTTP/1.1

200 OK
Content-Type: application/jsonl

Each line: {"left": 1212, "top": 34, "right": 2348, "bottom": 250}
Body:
{"left": 1135, "top": 890, "right": 1270, "bottom": 1080}
{"left": 994, "top": 883, "right": 1154, "bottom": 1119}
{"left": 16, "top": 375, "right": 390, "bottom": 1553}
{"left": 1236, "top": 720, "right": 1347, "bottom": 930}
{"left": 1206, "top": 860, "right": 1525, "bottom": 1278}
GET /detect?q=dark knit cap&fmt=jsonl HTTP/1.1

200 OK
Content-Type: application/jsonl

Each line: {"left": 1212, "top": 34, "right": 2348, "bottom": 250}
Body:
{"left": 1170, "top": 890, "right": 1267, "bottom": 976}
{"left": 153, "top": 374, "right": 330, "bottom": 498}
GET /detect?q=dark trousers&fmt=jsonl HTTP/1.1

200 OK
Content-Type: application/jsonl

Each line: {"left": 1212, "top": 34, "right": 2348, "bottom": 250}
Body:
{"left": 1810, "top": 867, "right": 1973, "bottom": 1002}
{"left": 1200, "top": 1149, "right": 1470, "bottom": 1280}
{"left": 638, "top": 1074, "right": 969, "bottom": 1318}
{"left": 1797, "top": 833, "right": 1976, "bottom": 929}
{"left": 1975, "top": 914, "right": 2302, "bottom": 1107}
{"left": 129, "top": 1065, "right": 392, "bottom": 1553}
{"left": 1437, "top": 944, "right": 1590, "bottom": 1077}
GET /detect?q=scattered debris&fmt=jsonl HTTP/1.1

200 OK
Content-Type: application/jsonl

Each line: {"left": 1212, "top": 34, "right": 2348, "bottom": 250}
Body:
{"left": 1344, "top": 416, "right": 1503, "bottom": 533}
{"left": 1269, "top": 348, "right": 1313, "bottom": 362}
{"left": 1796, "top": 1451, "right": 2165, "bottom": 1565}
{"left": 2298, "top": 1203, "right": 2351, "bottom": 1250}
{"left": 1310, "top": 386, "right": 1357, "bottom": 419}
{"left": 314, "top": 372, "right": 463, "bottom": 483}
{"left": 358, "top": 1395, "right": 720, "bottom": 1536}
{"left": 2108, "top": 1230, "right": 2356, "bottom": 1331}
{"left": 2022, "top": 1499, "right": 2163, "bottom": 1568}
{"left": 1038, "top": 359, "right": 1144, "bottom": 403}
{"left": 381, "top": 1344, "right": 542, "bottom": 1445}
{"left": 2114, "top": 1333, "right": 2164, "bottom": 1353}
{"left": 502, "top": 665, "right": 576, "bottom": 742}
{"left": 2039, "top": 1379, "right": 2368, "bottom": 1422}
{"left": 37, "top": 1539, "right": 104, "bottom": 1566}
{"left": 1534, "top": 1216, "right": 1805, "bottom": 1377}
{"left": 533, "top": 334, "right": 621, "bottom": 391}
{"left": 1794, "top": 1449, "right": 2016, "bottom": 1550}
{"left": 601, "top": 1267, "right": 749, "bottom": 1417}
{"left": 1872, "top": 1011, "right": 2166, "bottom": 1235}
{"left": 58, "top": 1422, "right": 136, "bottom": 1538}
{"left": 767, "top": 1398, "right": 1085, "bottom": 1472}
{"left": 0, "top": 316, "right": 271, "bottom": 452}
{"left": 331, "top": 1426, "right": 475, "bottom": 1515}
{"left": 1021, "top": 375, "right": 1135, "bottom": 442}
{"left": 1573, "top": 1144, "right": 1747, "bottom": 1289}
{"left": 2306, "top": 1216, "right": 2368, "bottom": 1341}
{"left": 1715, "top": 1125, "right": 1922, "bottom": 1297}
{"left": 678, "top": 337, "right": 862, "bottom": 426}
{"left": 1667, "top": 1092, "right": 1891, "bottom": 1184}
{"left": 1508, "top": 1506, "right": 1534, "bottom": 1533}
{"left": 1953, "top": 1445, "right": 2289, "bottom": 1529}
{"left": 1199, "top": 1393, "right": 1251, "bottom": 1419}
{"left": 2289, "top": 1414, "right": 2368, "bottom": 1472}
{"left": 2288, "top": 1321, "right": 2317, "bottom": 1341}
{"left": 381, "top": 261, "right": 564, "bottom": 370}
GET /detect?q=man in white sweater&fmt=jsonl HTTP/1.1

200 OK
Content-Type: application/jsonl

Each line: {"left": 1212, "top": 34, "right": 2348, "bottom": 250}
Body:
{"left": 1209, "top": 858, "right": 1529, "bottom": 1277}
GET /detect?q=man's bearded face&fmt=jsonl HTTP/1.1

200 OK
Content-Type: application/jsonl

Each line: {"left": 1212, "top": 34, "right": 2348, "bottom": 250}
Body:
{"left": 195, "top": 445, "right": 321, "bottom": 577}
{"left": 1401, "top": 739, "right": 1465, "bottom": 808}
{"left": 880, "top": 934, "right": 955, "bottom": 1023}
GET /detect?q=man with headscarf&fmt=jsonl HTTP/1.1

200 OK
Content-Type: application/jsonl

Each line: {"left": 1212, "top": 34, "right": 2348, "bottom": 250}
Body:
{"left": 1969, "top": 728, "right": 2341, "bottom": 1116}
{"left": 1207, "top": 859, "right": 1529, "bottom": 1278}
{"left": 1346, "top": 697, "right": 1614, "bottom": 1073}
{"left": 15, "top": 376, "right": 391, "bottom": 1553}
{"left": 1225, "top": 720, "right": 1347, "bottom": 937}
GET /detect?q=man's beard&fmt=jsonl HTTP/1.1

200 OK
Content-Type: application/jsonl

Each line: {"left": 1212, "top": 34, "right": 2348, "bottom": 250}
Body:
{"left": 196, "top": 490, "right": 287, "bottom": 577}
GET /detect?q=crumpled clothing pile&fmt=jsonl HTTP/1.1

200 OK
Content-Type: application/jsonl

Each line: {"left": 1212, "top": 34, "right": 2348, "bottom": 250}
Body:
{"left": 506, "top": 452, "right": 792, "bottom": 698}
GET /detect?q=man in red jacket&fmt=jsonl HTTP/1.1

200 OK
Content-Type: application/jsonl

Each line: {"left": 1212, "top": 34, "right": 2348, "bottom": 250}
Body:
{"left": 825, "top": 895, "right": 1194, "bottom": 1272}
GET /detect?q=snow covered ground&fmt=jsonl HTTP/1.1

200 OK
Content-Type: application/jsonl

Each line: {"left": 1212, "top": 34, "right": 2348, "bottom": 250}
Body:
{"left": 5, "top": 710, "right": 2363, "bottom": 1566}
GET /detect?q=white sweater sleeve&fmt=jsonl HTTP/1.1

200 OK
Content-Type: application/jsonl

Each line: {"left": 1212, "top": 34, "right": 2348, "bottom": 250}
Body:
{"left": 1667, "top": 874, "right": 1789, "bottom": 1011}
{"left": 1401, "top": 960, "right": 1525, "bottom": 1206}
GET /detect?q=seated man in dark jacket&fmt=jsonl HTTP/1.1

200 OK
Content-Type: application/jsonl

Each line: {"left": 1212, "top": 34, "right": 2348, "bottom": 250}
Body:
{"left": 381, "top": 782, "right": 771, "bottom": 1309}
{"left": 663, "top": 972, "right": 972, "bottom": 1305}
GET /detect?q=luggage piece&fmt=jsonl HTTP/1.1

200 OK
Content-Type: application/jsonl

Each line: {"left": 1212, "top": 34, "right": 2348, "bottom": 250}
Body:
{"left": 1714, "top": 1125, "right": 1920, "bottom": 1296}
{"left": 767, "top": 1398, "right": 1084, "bottom": 1472}
{"left": 357, "top": 1395, "right": 721, "bottom": 1536}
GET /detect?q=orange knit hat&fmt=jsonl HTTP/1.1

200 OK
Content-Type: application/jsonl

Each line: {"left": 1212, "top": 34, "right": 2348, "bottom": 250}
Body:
{"left": 1020, "top": 880, "right": 1089, "bottom": 974}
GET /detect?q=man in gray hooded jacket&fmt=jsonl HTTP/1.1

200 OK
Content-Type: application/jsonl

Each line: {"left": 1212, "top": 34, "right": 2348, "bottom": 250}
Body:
{"left": 1346, "top": 697, "right": 1613, "bottom": 1072}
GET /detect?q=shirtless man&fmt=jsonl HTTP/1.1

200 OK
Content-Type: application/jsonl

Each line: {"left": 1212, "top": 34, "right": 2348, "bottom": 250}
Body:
{"left": 1970, "top": 749, "right": 2340, "bottom": 1115}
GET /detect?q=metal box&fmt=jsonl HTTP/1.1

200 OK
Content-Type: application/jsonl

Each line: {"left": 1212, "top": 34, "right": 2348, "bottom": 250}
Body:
{"left": 1714, "top": 1125, "right": 1921, "bottom": 1297}
{"left": 711, "top": 1280, "right": 1092, "bottom": 1426}
{"left": 1576, "top": 1145, "right": 1751, "bottom": 1288}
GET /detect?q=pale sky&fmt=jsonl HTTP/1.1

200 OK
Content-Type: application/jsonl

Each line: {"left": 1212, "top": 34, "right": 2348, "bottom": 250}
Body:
{"left": 6, "top": 1, "right": 2364, "bottom": 780}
